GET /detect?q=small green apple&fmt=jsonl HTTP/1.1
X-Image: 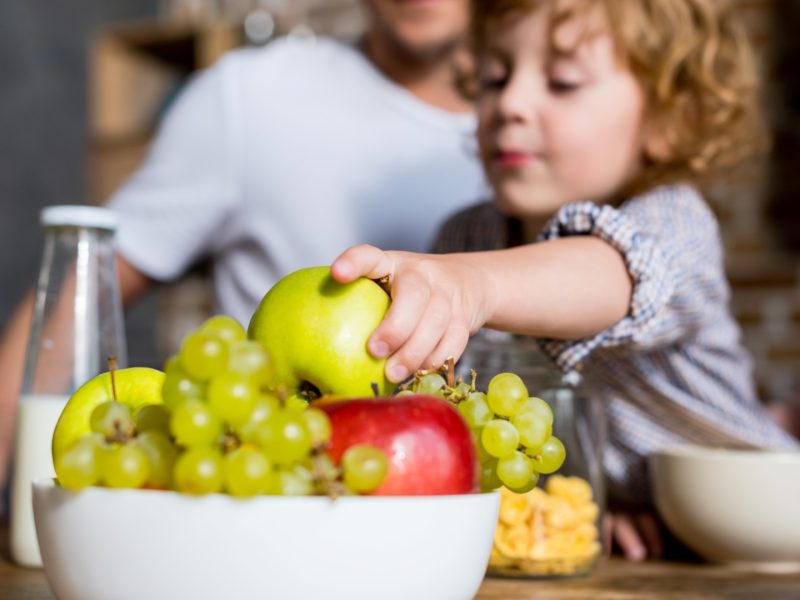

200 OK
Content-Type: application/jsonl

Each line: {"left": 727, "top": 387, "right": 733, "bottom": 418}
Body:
{"left": 248, "top": 266, "right": 394, "bottom": 398}
{"left": 52, "top": 367, "right": 165, "bottom": 460}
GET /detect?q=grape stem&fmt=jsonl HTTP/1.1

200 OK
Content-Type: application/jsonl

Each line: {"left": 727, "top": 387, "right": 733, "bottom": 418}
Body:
{"left": 106, "top": 419, "right": 132, "bottom": 445}
{"left": 445, "top": 356, "right": 455, "bottom": 388}
{"left": 107, "top": 356, "right": 118, "bottom": 402}
{"left": 222, "top": 432, "right": 240, "bottom": 452}
{"left": 310, "top": 449, "right": 347, "bottom": 499}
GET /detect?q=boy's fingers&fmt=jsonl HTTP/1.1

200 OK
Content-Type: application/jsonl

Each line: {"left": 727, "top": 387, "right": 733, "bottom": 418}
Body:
{"left": 331, "top": 244, "right": 395, "bottom": 283}
{"left": 384, "top": 294, "right": 452, "bottom": 382}
{"left": 602, "top": 514, "right": 613, "bottom": 558}
{"left": 424, "top": 318, "right": 469, "bottom": 371}
{"left": 613, "top": 514, "right": 646, "bottom": 561}
{"left": 636, "top": 513, "right": 663, "bottom": 559}
{"left": 368, "top": 270, "right": 430, "bottom": 364}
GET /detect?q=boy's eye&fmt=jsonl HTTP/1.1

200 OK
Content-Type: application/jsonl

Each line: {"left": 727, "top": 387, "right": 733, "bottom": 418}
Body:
{"left": 548, "top": 79, "right": 581, "bottom": 94}
{"left": 480, "top": 74, "right": 508, "bottom": 90}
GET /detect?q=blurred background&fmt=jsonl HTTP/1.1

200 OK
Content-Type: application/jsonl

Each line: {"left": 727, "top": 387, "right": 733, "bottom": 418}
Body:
{"left": 0, "top": 0, "right": 798, "bottom": 407}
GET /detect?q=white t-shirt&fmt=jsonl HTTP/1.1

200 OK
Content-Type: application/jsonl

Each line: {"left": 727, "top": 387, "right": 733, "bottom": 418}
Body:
{"left": 109, "top": 37, "right": 487, "bottom": 326}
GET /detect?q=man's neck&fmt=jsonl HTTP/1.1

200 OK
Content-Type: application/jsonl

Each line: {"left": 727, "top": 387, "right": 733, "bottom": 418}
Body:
{"left": 362, "top": 33, "right": 473, "bottom": 114}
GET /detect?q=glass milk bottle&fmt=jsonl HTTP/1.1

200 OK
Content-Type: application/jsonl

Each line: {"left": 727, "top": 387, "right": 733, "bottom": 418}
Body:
{"left": 457, "top": 330, "right": 606, "bottom": 578}
{"left": 10, "top": 205, "right": 126, "bottom": 567}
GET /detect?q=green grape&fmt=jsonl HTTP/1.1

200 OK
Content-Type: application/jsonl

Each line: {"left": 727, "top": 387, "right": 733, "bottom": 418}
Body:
{"left": 497, "top": 450, "right": 534, "bottom": 489}
{"left": 394, "top": 389, "right": 415, "bottom": 397}
{"left": 342, "top": 445, "right": 388, "bottom": 493}
{"left": 90, "top": 401, "right": 134, "bottom": 439}
{"left": 55, "top": 435, "right": 103, "bottom": 490}
{"left": 162, "top": 356, "right": 205, "bottom": 409}
{"left": 255, "top": 410, "right": 312, "bottom": 466}
{"left": 135, "top": 404, "right": 172, "bottom": 436}
{"left": 457, "top": 392, "right": 493, "bottom": 429}
{"left": 417, "top": 373, "right": 446, "bottom": 395}
{"left": 179, "top": 331, "right": 228, "bottom": 381}
{"left": 227, "top": 340, "right": 273, "bottom": 387}
{"left": 207, "top": 373, "right": 258, "bottom": 426}
{"left": 236, "top": 393, "right": 280, "bottom": 443}
{"left": 201, "top": 315, "right": 246, "bottom": 345}
{"left": 487, "top": 372, "right": 528, "bottom": 417}
{"left": 511, "top": 411, "right": 552, "bottom": 450}
{"left": 518, "top": 396, "right": 554, "bottom": 427}
{"left": 303, "top": 408, "right": 332, "bottom": 447}
{"left": 136, "top": 430, "right": 178, "bottom": 488}
{"left": 170, "top": 400, "right": 223, "bottom": 447}
{"left": 224, "top": 447, "right": 275, "bottom": 497}
{"left": 102, "top": 442, "right": 150, "bottom": 489}
{"left": 528, "top": 436, "right": 566, "bottom": 474}
{"left": 285, "top": 394, "right": 309, "bottom": 413}
{"left": 506, "top": 471, "right": 540, "bottom": 494}
{"left": 173, "top": 447, "right": 224, "bottom": 494}
{"left": 453, "top": 382, "right": 472, "bottom": 397}
{"left": 481, "top": 419, "right": 520, "bottom": 459}
{"left": 480, "top": 458, "right": 502, "bottom": 492}
{"left": 275, "top": 464, "right": 313, "bottom": 496}
{"left": 475, "top": 431, "right": 492, "bottom": 463}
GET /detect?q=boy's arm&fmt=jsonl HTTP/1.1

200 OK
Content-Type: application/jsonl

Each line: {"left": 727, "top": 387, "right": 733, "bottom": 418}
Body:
{"left": 465, "top": 236, "right": 632, "bottom": 339}
{"left": 0, "top": 254, "right": 153, "bottom": 498}
{"left": 331, "top": 238, "right": 631, "bottom": 383}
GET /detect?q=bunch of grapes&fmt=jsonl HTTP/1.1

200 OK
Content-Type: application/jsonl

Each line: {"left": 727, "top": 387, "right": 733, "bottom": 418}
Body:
{"left": 55, "top": 316, "right": 387, "bottom": 497}
{"left": 407, "top": 367, "right": 565, "bottom": 493}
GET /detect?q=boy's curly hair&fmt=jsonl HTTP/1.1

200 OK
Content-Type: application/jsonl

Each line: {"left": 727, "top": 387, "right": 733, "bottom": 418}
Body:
{"left": 469, "top": 0, "right": 767, "bottom": 195}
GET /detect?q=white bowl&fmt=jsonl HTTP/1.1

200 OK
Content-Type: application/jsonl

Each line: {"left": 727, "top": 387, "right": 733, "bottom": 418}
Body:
{"left": 650, "top": 446, "right": 800, "bottom": 570}
{"left": 33, "top": 479, "right": 498, "bottom": 600}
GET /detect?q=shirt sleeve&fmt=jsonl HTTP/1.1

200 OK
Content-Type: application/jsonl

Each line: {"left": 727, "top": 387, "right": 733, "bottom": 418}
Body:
{"left": 107, "top": 53, "right": 243, "bottom": 281}
{"left": 536, "top": 185, "right": 727, "bottom": 376}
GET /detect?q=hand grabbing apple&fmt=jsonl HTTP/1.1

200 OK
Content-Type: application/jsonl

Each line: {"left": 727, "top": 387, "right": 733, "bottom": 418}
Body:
{"left": 248, "top": 266, "right": 395, "bottom": 397}
{"left": 331, "top": 245, "right": 493, "bottom": 384}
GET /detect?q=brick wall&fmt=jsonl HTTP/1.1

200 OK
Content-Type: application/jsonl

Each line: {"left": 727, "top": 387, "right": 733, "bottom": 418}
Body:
{"left": 707, "top": 0, "right": 800, "bottom": 404}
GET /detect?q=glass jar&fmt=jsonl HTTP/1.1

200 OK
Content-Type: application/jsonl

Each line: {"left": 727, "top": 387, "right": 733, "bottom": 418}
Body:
{"left": 457, "top": 330, "right": 606, "bottom": 578}
{"left": 10, "top": 205, "right": 126, "bottom": 567}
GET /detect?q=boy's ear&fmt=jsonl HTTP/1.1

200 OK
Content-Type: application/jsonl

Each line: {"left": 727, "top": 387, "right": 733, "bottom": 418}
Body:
{"left": 642, "top": 117, "right": 673, "bottom": 163}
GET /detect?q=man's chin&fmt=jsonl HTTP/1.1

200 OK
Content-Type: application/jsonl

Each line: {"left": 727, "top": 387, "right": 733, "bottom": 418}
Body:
{"left": 385, "top": 24, "right": 466, "bottom": 64}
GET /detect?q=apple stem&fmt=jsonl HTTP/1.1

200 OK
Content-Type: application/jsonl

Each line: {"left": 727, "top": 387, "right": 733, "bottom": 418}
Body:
{"left": 371, "top": 382, "right": 380, "bottom": 398}
{"left": 107, "top": 356, "right": 118, "bottom": 402}
{"left": 375, "top": 274, "right": 392, "bottom": 296}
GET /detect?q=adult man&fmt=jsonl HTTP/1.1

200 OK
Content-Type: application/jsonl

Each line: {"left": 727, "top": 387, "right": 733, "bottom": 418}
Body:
{"left": 0, "top": 0, "right": 483, "bottom": 501}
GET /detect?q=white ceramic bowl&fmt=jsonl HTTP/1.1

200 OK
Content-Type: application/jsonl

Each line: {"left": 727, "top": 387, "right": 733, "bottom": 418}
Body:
{"left": 33, "top": 479, "right": 498, "bottom": 600}
{"left": 650, "top": 446, "right": 800, "bottom": 570}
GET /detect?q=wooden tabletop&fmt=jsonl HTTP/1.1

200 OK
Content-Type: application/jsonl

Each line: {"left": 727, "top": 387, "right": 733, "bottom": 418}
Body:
{"left": 3, "top": 522, "right": 800, "bottom": 599}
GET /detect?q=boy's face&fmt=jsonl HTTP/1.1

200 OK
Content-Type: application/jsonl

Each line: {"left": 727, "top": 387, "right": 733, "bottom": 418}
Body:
{"left": 477, "top": 6, "right": 646, "bottom": 222}
{"left": 364, "top": 0, "right": 469, "bottom": 62}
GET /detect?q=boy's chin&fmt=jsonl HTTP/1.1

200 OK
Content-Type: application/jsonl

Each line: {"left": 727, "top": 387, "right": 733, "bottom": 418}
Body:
{"left": 493, "top": 191, "right": 563, "bottom": 221}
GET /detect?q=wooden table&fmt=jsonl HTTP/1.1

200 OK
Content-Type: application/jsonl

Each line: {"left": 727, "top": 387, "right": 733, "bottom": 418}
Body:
{"left": 3, "top": 522, "right": 800, "bottom": 599}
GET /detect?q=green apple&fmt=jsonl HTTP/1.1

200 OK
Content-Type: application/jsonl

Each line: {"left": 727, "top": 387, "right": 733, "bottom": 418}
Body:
{"left": 52, "top": 367, "right": 165, "bottom": 459}
{"left": 248, "top": 266, "right": 395, "bottom": 398}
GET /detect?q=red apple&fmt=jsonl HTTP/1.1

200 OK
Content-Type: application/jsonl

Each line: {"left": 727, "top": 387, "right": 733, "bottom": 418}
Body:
{"left": 318, "top": 395, "right": 479, "bottom": 495}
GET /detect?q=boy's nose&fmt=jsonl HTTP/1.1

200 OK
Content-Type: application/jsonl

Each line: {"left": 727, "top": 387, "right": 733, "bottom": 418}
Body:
{"left": 495, "top": 75, "right": 540, "bottom": 124}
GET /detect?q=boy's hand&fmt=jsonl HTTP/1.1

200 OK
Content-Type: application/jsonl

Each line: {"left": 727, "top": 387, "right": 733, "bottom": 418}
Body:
{"left": 331, "top": 244, "right": 494, "bottom": 383}
{"left": 603, "top": 511, "right": 664, "bottom": 561}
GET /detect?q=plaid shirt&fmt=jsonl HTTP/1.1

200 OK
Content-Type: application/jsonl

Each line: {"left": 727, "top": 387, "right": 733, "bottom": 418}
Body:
{"left": 434, "top": 185, "right": 799, "bottom": 507}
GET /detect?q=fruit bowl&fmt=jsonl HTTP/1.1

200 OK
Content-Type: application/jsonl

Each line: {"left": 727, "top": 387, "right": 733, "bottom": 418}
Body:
{"left": 33, "top": 479, "right": 499, "bottom": 600}
{"left": 650, "top": 446, "right": 800, "bottom": 570}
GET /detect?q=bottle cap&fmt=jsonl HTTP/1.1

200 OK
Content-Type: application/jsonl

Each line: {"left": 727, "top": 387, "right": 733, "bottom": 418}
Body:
{"left": 40, "top": 205, "right": 119, "bottom": 231}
